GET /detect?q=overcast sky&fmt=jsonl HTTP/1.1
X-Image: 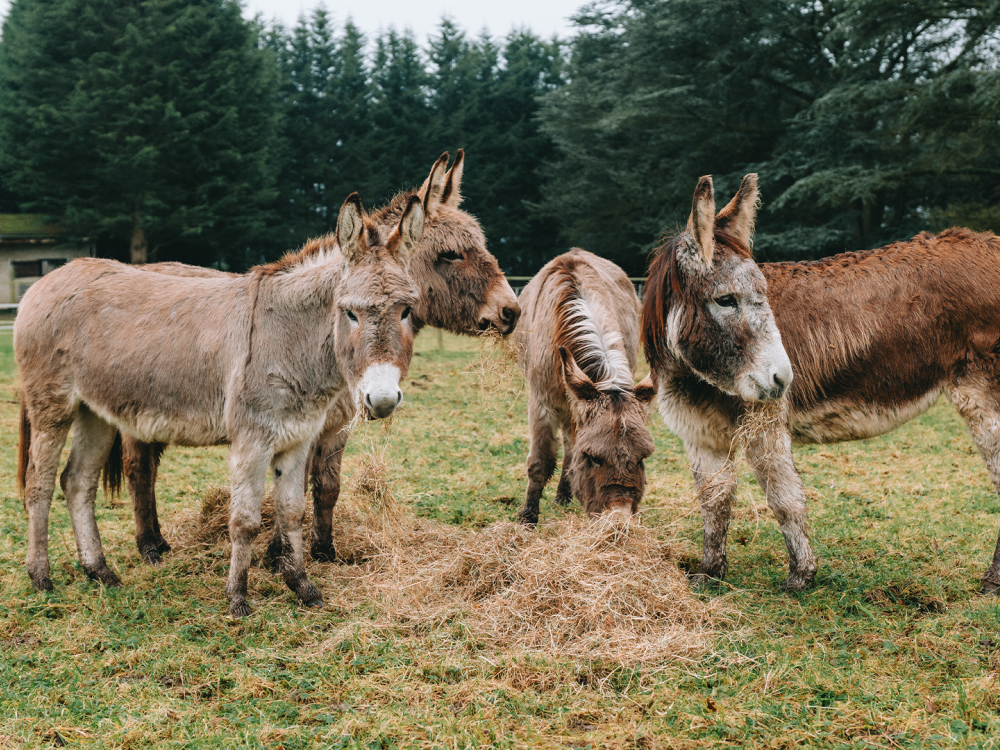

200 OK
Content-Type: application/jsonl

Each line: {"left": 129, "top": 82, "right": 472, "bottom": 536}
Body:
{"left": 0, "top": 0, "right": 584, "bottom": 41}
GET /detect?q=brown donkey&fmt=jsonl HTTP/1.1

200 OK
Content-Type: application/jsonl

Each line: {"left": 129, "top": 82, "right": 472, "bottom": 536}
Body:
{"left": 515, "top": 250, "right": 657, "bottom": 524}
{"left": 16, "top": 194, "right": 423, "bottom": 616}
{"left": 644, "top": 173, "right": 1000, "bottom": 594}
{"left": 106, "top": 152, "right": 521, "bottom": 565}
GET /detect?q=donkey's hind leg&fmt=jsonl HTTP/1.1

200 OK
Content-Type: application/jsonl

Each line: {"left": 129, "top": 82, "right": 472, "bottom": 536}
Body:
{"left": 24, "top": 419, "right": 73, "bottom": 591}
{"left": 60, "top": 406, "right": 121, "bottom": 587}
{"left": 946, "top": 368, "right": 1000, "bottom": 593}
{"left": 518, "top": 392, "right": 558, "bottom": 525}
{"left": 123, "top": 436, "right": 170, "bottom": 564}
{"left": 271, "top": 442, "right": 323, "bottom": 607}
{"left": 554, "top": 428, "right": 574, "bottom": 506}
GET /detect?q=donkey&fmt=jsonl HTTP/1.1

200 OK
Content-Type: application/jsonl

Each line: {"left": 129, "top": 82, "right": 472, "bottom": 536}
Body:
{"left": 644, "top": 173, "right": 1000, "bottom": 595}
{"left": 105, "top": 151, "right": 521, "bottom": 566}
{"left": 640, "top": 175, "right": 805, "bottom": 589}
{"left": 16, "top": 193, "right": 423, "bottom": 616}
{"left": 515, "top": 250, "right": 657, "bottom": 525}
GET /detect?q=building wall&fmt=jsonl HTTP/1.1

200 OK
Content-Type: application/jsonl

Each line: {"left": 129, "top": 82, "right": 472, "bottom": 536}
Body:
{"left": 0, "top": 242, "right": 94, "bottom": 304}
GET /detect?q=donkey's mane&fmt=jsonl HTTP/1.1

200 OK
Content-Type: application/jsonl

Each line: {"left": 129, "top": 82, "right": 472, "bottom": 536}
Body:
{"left": 640, "top": 230, "right": 751, "bottom": 373}
{"left": 252, "top": 225, "right": 381, "bottom": 277}
{"left": 552, "top": 256, "right": 633, "bottom": 393}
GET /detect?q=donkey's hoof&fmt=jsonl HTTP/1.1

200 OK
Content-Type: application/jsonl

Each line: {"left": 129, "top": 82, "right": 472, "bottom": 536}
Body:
{"left": 782, "top": 574, "right": 813, "bottom": 593}
{"left": 302, "top": 594, "right": 325, "bottom": 609}
{"left": 517, "top": 510, "right": 539, "bottom": 526}
{"left": 142, "top": 549, "right": 162, "bottom": 566}
{"left": 229, "top": 599, "right": 252, "bottom": 618}
{"left": 982, "top": 579, "right": 1000, "bottom": 596}
{"left": 30, "top": 574, "right": 54, "bottom": 592}
{"left": 310, "top": 541, "right": 337, "bottom": 563}
{"left": 554, "top": 491, "right": 572, "bottom": 507}
{"left": 86, "top": 564, "right": 122, "bottom": 588}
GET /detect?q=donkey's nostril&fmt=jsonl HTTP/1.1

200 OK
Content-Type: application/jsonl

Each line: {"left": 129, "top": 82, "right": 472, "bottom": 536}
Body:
{"left": 773, "top": 373, "right": 785, "bottom": 390}
{"left": 500, "top": 307, "right": 515, "bottom": 324}
{"left": 395, "top": 390, "right": 402, "bottom": 406}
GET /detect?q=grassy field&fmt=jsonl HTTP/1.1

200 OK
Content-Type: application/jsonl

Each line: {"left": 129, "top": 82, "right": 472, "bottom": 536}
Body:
{"left": 2, "top": 328, "right": 1000, "bottom": 748}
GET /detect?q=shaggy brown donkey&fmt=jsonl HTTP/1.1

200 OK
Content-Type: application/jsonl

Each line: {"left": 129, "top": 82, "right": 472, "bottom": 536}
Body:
{"left": 644, "top": 173, "right": 1000, "bottom": 594}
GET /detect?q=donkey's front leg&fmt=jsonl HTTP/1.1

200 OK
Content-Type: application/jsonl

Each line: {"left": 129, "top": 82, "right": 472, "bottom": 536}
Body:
{"left": 688, "top": 444, "right": 738, "bottom": 586}
{"left": 744, "top": 425, "right": 818, "bottom": 592}
{"left": 554, "top": 429, "right": 574, "bottom": 506}
{"left": 272, "top": 443, "right": 324, "bottom": 607}
{"left": 518, "top": 394, "right": 558, "bottom": 525}
{"left": 225, "top": 442, "right": 271, "bottom": 617}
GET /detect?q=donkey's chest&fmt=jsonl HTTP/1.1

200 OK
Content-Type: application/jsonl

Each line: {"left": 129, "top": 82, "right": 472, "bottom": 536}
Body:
{"left": 789, "top": 388, "right": 943, "bottom": 445}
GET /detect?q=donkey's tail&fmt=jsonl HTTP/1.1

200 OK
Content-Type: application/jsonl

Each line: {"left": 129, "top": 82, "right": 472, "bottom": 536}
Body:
{"left": 16, "top": 394, "right": 30, "bottom": 502}
{"left": 102, "top": 431, "right": 124, "bottom": 499}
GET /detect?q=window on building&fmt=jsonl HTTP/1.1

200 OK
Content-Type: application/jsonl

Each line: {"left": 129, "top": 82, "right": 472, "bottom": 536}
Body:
{"left": 12, "top": 260, "right": 41, "bottom": 278}
{"left": 12, "top": 258, "right": 68, "bottom": 278}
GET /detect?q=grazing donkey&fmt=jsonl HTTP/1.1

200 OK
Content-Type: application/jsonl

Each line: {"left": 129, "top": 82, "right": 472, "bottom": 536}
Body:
{"left": 16, "top": 194, "right": 423, "bottom": 616}
{"left": 104, "top": 151, "right": 521, "bottom": 566}
{"left": 515, "top": 250, "right": 657, "bottom": 524}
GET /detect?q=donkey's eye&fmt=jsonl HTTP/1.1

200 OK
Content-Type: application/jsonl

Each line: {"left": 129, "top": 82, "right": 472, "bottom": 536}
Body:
{"left": 583, "top": 453, "right": 603, "bottom": 468}
{"left": 715, "top": 294, "right": 738, "bottom": 308}
{"left": 438, "top": 250, "right": 464, "bottom": 262}
{"left": 402, "top": 306, "right": 412, "bottom": 320}
{"left": 345, "top": 309, "right": 358, "bottom": 323}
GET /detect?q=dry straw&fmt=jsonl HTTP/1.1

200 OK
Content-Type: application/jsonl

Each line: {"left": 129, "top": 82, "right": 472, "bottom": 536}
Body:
{"left": 468, "top": 327, "right": 523, "bottom": 414}
{"left": 185, "top": 488, "right": 730, "bottom": 664}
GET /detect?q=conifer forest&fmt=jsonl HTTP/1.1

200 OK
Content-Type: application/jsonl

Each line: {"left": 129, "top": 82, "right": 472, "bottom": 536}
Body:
{"left": 1, "top": 0, "right": 999, "bottom": 274}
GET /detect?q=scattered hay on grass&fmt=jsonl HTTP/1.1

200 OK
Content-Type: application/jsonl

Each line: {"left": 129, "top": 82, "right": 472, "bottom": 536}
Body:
{"left": 192, "top": 484, "right": 307, "bottom": 546}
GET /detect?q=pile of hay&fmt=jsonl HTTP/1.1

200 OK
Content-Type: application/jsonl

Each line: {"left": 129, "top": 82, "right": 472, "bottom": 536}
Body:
{"left": 185, "top": 488, "right": 729, "bottom": 664}
{"left": 318, "top": 508, "right": 731, "bottom": 665}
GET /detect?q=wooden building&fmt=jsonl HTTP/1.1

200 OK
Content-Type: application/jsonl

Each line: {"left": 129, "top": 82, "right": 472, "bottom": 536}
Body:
{"left": 0, "top": 215, "right": 94, "bottom": 304}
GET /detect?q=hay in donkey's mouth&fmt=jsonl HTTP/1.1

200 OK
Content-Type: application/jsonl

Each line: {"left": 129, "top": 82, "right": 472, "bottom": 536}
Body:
{"left": 469, "top": 327, "right": 523, "bottom": 410}
{"left": 348, "top": 418, "right": 403, "bottom": 533}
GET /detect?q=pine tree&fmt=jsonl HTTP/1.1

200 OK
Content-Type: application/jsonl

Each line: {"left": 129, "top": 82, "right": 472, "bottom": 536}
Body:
{"left": 539, "top": 0, "right": 1000, "bottom": 270}
{"left": 0, "top": 0, "right": 280, "bottom": 266}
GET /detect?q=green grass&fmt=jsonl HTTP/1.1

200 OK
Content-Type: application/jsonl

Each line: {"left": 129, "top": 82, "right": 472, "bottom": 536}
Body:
{"left": 3, "top": 331, "right": 1000, "bottom": 748}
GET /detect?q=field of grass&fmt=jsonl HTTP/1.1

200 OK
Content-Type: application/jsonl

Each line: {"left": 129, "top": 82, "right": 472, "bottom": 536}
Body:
{"left": 3, "top": 328, "right": 1000, "bottom": 748}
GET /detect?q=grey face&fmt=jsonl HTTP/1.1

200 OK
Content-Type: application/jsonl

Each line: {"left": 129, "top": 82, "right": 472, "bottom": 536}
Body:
{"left": 671, "top": 246, "right": 792, "bottom": 402}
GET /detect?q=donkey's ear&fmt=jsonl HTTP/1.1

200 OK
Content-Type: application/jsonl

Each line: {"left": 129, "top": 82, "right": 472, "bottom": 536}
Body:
{"left": 715, "top": 173, "right": 759, "bottom": 248}
{"left": 441, "top": 149, "right": 465, "bottom": 208}
{"left": 337, "top": 193, "right": 366, "bottom": 266}
{"left": 684, "top": 175, "right": 716, "bottom": 266}
{"left": 634, "top": 373, "right": 657, "bottom": 407}
{"left": 559, "top": 346, "right": 602, "bottom": 403}
{"left": 419, "top": 152, "right": 450, "bottom": 220}
{"left": 387, "top": 195, "right": 424, "bottom": 266}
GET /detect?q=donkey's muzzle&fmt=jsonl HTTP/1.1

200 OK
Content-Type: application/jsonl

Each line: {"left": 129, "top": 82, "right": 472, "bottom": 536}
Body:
{"left": 365, "top": 390, "right": 402, "bottom": 419}
{"left": 359, "top": 363, "right": 403, "bottom": 419}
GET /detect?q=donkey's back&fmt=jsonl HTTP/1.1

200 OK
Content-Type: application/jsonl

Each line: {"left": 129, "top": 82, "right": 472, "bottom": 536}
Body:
{"left": 764, "top": 228, "right": 1000, "bottom": 444}
{"left": 15, "top": 257, "right": 249, "bottom": 445}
